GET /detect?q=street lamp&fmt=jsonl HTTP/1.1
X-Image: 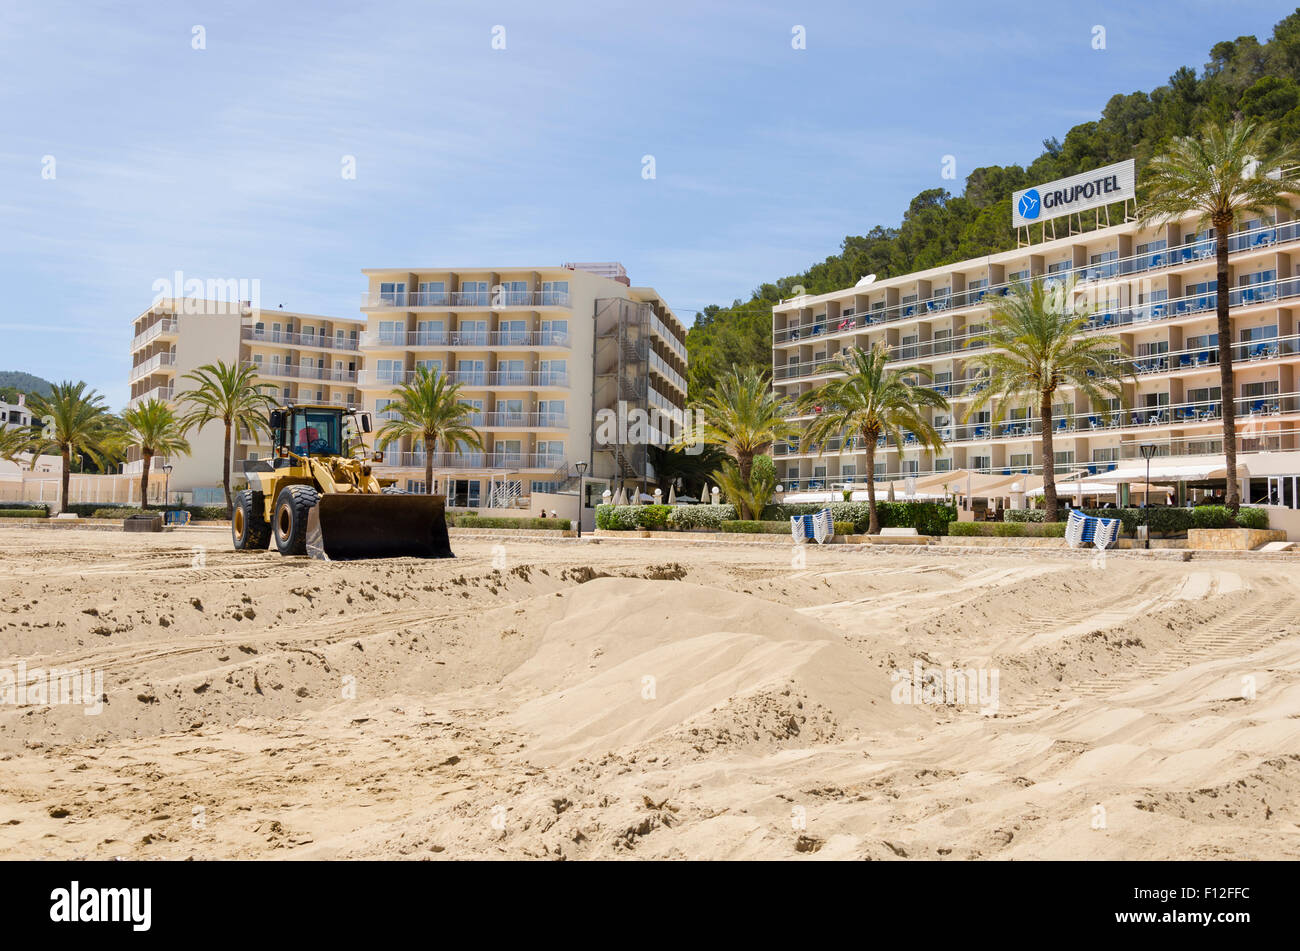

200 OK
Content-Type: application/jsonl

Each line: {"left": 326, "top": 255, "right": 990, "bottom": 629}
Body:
{"left": 1139, "top": 443, "right": 1158, "bottom": 549}
{"left": 574, "top": 460, "right": 588, "bottom": 538}
{"left": 161, "top": 464, "right": 174, "bottom": 508}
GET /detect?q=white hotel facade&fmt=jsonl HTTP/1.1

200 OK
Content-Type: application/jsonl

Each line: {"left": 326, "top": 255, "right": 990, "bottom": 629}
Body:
{"left": 772, "top": 200, "right": 1300, "bottom": 514}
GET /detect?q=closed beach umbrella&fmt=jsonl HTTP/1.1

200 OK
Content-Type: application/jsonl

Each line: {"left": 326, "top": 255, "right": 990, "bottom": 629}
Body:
{"left": 887, "top": 480, "right": 896, "bottom": 501}
{"left": 667, "top": 485, "right": 676, "bottom": 505}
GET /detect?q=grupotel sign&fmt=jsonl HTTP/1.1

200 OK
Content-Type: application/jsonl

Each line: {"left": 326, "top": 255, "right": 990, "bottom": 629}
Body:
{"left": 1012, "top": 159, "right": 1136, "bottom": 228}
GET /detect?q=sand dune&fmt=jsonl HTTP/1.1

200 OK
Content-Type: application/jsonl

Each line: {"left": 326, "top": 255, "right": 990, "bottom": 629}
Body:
{"left": 0, "top": 525, "right": 1296, "bottom": 860}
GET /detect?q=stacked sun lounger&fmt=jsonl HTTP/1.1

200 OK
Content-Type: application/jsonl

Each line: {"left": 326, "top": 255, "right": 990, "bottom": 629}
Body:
{"left": 1065, "top": 509, "right": 1121, "bottom": 550}
{"left": 791, "top": 508, "right": 834, "bottom": 545}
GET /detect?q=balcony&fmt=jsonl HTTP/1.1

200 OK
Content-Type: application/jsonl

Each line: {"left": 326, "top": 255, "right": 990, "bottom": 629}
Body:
{"left": 361, "top": 290, "right": 572, "bottom": 309}
{"left": 357, "top": 369, "right": 569, "bottom": 388}
{"left": 386, "top": 451, "right": 566, "bottom": 470}
{"left": 130, "top": 319, "right": 179, "bottom": 351}
{"left": 359, "top": 329, "right": 572, "bottom": 349}
{"left": 128, "top": 351, "right": 175, "bottom": 382}
{"left": 772, "top": 219, "right": 1300, "bottom": 344}
{"left": 128, "top": 385, "right": 175, "bottom": 408}
{"left": 650, "top": 314, "right": 689, "bottom": 363}
{"left": 241, "top": 327, "right": 360, "bottom": 351}
{"left": 241, "top": 361, "right": 357, "bottom": 383}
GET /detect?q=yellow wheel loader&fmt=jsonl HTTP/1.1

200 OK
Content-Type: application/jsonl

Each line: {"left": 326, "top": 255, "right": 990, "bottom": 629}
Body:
{"left": 231, "top": 403, "right": 453, "bottom": 560}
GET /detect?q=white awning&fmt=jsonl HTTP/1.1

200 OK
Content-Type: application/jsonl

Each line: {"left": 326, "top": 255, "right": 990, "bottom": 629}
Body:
{"left": 1088, "top": 461, "right": 1239, "bottom": 483}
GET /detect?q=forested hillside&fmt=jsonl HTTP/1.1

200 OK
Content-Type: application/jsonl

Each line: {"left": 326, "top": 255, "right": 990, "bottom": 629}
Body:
{"left": 686, "top": 9, "right": 1300, "bottom": 393}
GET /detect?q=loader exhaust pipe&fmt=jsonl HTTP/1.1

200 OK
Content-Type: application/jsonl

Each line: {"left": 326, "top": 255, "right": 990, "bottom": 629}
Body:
{"left": 305, "top": 494, "right": 453, "bottom": 560}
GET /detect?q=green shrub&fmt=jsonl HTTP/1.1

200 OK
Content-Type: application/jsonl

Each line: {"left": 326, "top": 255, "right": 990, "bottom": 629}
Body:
{"left": 833, "top": 521, "right": 855, "bottom": 536}
{"left": 666, "top": 504, "right": 736, "bottom": 530}
{"left": 1189, "top": 505, "right": 1233, "bottom": 529}
{"left": 1234, "top": 507, "right": 1269, "bottom": 530}
{"left": 72, "top": 503, "right": 229, "bottom": 521}
{"left": 719, "top": 520, "right": 791, "bottom": 534}
{"left": 0, "top": 502, "right": 48, "bottom": 516}
{"left": 1005, "top": 509, "right": 1045, "bottom": 523}
{"left": 595, "top": 505, "right": 641, "bottom": 530}
{"left": 948, "top": 521, "right": 1066, "bottom": 538}
{"left": 635, "top": 504, "right": 672, "bottom": 530}
{"left": 0, "top": 509, "right": 46, "bottom": 518}
{"left": 454, "top": 515, "right": 570, "bottom": 531}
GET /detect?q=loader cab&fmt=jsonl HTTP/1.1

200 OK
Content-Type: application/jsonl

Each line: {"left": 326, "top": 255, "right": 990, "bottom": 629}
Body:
{"left": 271, "top": 406, "right": 343, "bottom": 458}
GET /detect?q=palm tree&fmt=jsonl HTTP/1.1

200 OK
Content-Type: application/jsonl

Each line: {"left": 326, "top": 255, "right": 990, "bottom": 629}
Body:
{"left": 177, "top": 361, "right": 277, "bottom": 517}
{"left": 26, "top": 382, "right": 117, "bottom": 514}
{"left": 119, "top": 399, "right": 192, "bottom": 507}
{"left": 681, "top": 366, "right": 798, "bottom": 484}
{"left": 375, "top": 366, "right": 484, "bottom": 495}
{"left": 965, "top": 279, "right": 1131, "bottom": 522}
{"left": 1141, "top": 118, "right": 1300, "bottom": 512}
{"left": 0, "top": 423, "right": 38, "bottom": 465}
{"left": 797, "top": 344, "right": 949, "bottom": 534}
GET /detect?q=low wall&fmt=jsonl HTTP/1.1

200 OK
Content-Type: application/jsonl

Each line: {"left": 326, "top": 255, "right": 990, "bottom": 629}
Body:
{"left": 1186, "top": 528, "right": 1287, "bottom": 550}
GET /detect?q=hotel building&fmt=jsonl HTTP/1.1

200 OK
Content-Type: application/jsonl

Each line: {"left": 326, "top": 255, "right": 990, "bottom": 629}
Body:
{"left": 127, "top": 299, "right": 366, "bottom": 499}
{"left": 772, "top": 203, "right": 1300, "bottom": 518}
{"left": 356, "top": 262, "right": 688, "bottom": 523}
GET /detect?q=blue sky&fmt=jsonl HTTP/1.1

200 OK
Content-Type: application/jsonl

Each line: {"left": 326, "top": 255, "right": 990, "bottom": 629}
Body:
{"left": 1, "top": 0, "right": 1294, "bottom": 407}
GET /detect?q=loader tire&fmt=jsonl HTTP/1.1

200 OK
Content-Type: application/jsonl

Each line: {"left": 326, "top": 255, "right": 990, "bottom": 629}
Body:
{"left": 232, "top": 489, "right": 271, "bottom": 551}
{"left": 273, "top": 485, "right": 320, "bottom": 556}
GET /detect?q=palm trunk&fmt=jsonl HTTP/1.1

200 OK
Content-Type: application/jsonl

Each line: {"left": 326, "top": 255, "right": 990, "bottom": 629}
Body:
{"left": 738, "top": 450, "right": 753, "bottom": 485}
{"left": 140, "top": 450, "right": 153, "bottom": 508}
{"left": 222, "top": 420, "right": 233, "bottom": 518}
{"left": 1214, "top": 217, "right": 1239, "bottom": 512}
{"left": 60, "top": 446, "right": 71, "bottom": 515}
{"left": 424, "top": 437, "right": 435, "bottom": 495}
{"left": 865, "top": 438, "right": 880, "bottom": 534}
{"left": 1041, "top": 393, "right": 1058, "bottom": 522}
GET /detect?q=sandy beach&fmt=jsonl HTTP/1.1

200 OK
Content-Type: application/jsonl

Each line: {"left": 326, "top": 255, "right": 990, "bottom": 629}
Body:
{"left": 0, "top": 524, "right": 1296, "bottom": 860}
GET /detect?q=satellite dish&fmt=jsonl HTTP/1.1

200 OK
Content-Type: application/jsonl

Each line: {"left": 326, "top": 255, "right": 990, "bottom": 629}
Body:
{"left": 855, "top": 274, "right": 877, "bottom": 287}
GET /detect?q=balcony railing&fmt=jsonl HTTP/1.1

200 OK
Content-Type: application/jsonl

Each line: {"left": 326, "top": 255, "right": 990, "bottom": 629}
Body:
{"left": 777, "top": 391, "right": 1300, "bottom": 456}
{"left": 241, "top": 327, "right": 361, "bottom": 351}
{"left": 362, "top": 290, "right": 572, "bottom": 309}
{"left": 360, "top": 329, "right": 572, "bottom": 349}
{"left": 650, "top": 314, "right": 689, "bottom": 363}
{"left": 128, "top": 351, "right": 175, "bottom": 382}
{"left": 128, "top": 385, "right": 175, "bottom": 408}
{"left": 241, "top": 360, "right": 357, "bottom": 383}
{"left": 358, "top": 369, "right": 569, "bottom": 388}
{"left": 387, "top": 451, "right": 566, "bottom": 470}
{"left": 772, "top": 219, "right": 1300, "bottom": 343}
{"left": 130, "top": 319, "right": 179, "bottom": 351}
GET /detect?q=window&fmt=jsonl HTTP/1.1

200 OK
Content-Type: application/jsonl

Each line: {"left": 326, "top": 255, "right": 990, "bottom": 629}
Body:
{"left": 289, "top": 409, "right": 341, "bottom": 456}
{"left": 497, "top": 359, "right": 526, "bottom": 384}
{"left": 1009, "top": 452, "right": 1032, "bottom": 469}
{"left": 1092, "top": 447, "right": 1119, "bottom": 462}
{"left": 405, "top": 480, "right": 426, "bottom": 494}
{"left": 539, "top": 359, "right": 566, "bottom": 382}
{"left": 934, "top": 458, "right": 953, "bottom": 472}
{"left": 499, "top": 319, "right": 528, "bottom": 344}
{"left": 456, "top": 319, "right": 488, "bottom": 345}
{"left": 498, "top": 280, "right": 528, "bottom": 306}
{"left": 415, "top": 359, "right": 442, "bottom": 376}
{"left": 375, "top": 358, "right": 400, "bottom": 383}
{"left": 418, "top": 281, "right": 447, "bottom": 305}
{"left": 459, "top": 281, "right": 489, "bottom": 306}
{"left": 971, "top": 455, "right": 991, "bottom": 471}
{"left": 541, "top": 280, "right": 569, "bottom": 306}
{"left": 1241, "top": 380, "right": 1280, "bottom": 397}
{"left": 536, "top": 440, "right": 564, "bottom": 461}
{"left": 537, "top": 399, "right": 566, "bottom": 424}
{"left": 378, "top": 320, "right": 402, "bottom": 345}
{"left": 450, "top": 480, "right": 481, "bottom": 508}
{"left": 531, "top": 480, "right": 559, "bottom": 494}
{"left": 379, "top": 281, "right": 406, "bottom": 305}
{"left": 1053, "top": 450, "right": 1075, "bottom": 466}
{"left": 540, "top": 318, "right": 569, "bottom": 343}
{"left": 841, "top": 465, "right": 856, "bottom": 478}
{"left": 415, "top": 319, "right": 445, "bottom": 345}
{"left": 1047, "top": 259, "right": 1071, "bottom": 274}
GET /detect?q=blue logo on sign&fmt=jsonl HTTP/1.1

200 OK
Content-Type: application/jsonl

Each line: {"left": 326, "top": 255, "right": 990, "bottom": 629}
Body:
{"left": 1018, "top": 189, "right": 1041, "bottom": 220}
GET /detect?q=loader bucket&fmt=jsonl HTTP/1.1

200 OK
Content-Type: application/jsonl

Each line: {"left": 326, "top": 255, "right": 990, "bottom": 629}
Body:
{"left": 305, "top": 493, "right": 453, "bottom": 561}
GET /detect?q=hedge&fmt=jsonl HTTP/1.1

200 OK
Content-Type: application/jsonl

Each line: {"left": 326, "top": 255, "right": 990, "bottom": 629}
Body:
{"left": 719, "top": 520, "right": 793, "bottom": 534}
{"left": 83, "top": 505, "right": 229, "bottom": 521}
{"left": 1004, "top": 509, "right": 1046, "bottom": 523}
{"left": 669, "top": 504, "right": 736, "bottom": 530}
{"left": 454, "top": 515, "right": 571, "bottom": 531}
{"left": 1078, "top": 506, "right": 1269, "bottom": 536}
{"left": 0, "top": 502, "right": 49, "bottom": 516}
{"left": 947, "top": 521, "right": 1067, "bottom": 538}
{"left": 761, "top": 500, "right": 956, "bottom": 536}
{"left": 0, "top": 509, "right": 48, "bottom": 519}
